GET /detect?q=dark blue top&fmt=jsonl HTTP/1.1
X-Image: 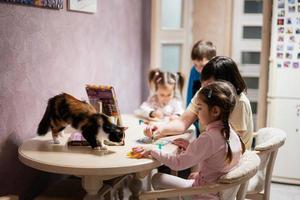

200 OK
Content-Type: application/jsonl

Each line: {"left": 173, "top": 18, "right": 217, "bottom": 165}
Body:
{"left": 186, "top": 66, "right": 201, "bottom": 107}
{"left": 186, "top": 66, "right": 201, "bottom": 137}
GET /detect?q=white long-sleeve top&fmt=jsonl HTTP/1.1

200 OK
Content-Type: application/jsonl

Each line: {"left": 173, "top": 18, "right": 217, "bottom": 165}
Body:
{"left": 138, "top": 94, "right": 184, "bottom": 118}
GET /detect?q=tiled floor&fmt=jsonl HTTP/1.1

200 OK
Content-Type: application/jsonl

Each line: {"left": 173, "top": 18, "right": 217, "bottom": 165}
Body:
{"left": 34, "top": 176, "right": 300, "bottom": 199}
{"left": 123, "top": 181, "right": 300, "bottom": 200}
{"left": 270, "top": 182, "right": 300, "bottom": 200}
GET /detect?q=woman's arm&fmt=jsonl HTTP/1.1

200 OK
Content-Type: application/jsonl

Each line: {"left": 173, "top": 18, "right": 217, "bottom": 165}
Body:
{"left": 144, "top": 109, "right": 197, "bottom": 138}
{"left": 172, "top": 99, "right": 185, "bottom": 116}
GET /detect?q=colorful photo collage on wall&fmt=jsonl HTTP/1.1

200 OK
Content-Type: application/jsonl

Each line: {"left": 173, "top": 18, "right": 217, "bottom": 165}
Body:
{"left": 276, "top": 0, "right": 300, "bottom": 69}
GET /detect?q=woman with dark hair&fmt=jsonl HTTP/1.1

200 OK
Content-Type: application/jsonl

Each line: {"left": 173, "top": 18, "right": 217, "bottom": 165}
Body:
{"left": 200, "top": 56, "right": 253, "bottom": 149}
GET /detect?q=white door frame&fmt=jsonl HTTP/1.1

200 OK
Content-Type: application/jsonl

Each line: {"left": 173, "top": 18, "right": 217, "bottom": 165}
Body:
{"left": 150, "top": 0, "right": 193, "bottom": 76}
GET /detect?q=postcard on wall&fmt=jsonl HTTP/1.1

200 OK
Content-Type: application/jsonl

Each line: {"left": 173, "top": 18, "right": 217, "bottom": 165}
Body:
{"left": 68, "top": 0, "right": 97, "bottom": 13}
{"left": 278, "top": 0, "right": 285, "bottom": 8}
{"left": 0, "top": 0, "right": 63, "bottom": 9}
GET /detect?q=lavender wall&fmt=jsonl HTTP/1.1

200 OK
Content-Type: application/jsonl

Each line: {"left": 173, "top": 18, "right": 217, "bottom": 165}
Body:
{"left": 0, "top": 1, "right": 150, "bottom": 198}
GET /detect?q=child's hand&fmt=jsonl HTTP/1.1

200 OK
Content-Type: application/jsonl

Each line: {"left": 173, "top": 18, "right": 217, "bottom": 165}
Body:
{"left": 172, "top": 138, "right": 190, "bottom": 150}
{"left": 144, "top": 124, "right": 163, "bottom": 139}
{"left": 128, "top": 146, "right": 154, "bottom": 159}
{"left": 150, "top": 110, "right": 164, "bottom": 119}
{"left": 141, "top": 150, "right": 152, "bottom": 158}
{"left": 144, "top": 123, "right": 157, "bottom": 138}
{"left": 141, "top": 146, "right": 155, "bottom": 158}
{"left": 188, "top": 172, "right": 199, "bottom": 180}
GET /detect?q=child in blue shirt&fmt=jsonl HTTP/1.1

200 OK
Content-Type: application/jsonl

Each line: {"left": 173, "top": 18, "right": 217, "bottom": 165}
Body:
{"left": 187, "top": 40, "right": 216, "bottom": 136}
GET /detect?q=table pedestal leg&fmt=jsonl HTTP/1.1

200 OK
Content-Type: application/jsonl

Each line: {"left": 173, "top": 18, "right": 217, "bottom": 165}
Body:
{"left": 82, "top": 176, "right": 103, "bottom": 200}
{"left": 128, "top": 174, "right": 142, "bottom": 200}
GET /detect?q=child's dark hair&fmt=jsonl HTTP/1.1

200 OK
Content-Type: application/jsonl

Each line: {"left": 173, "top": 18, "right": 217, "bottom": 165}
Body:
{"left": 201, "top": 56, "right": 247, "bottom": 95}
{"left": 148, "top": 69, "right": 185, "bottom": 96}
{"left": 191, "top": 40, "right": 216, "bottom": 61}
{"left": 197, "top": 81, "right": 246, "bottom": 163}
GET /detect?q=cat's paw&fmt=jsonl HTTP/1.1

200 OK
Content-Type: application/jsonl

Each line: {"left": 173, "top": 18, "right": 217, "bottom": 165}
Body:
{"left": 93, "top": 146, "right": 101, "bottom": 150}
{"left": 58, "top": 131, "right": 64, "bottom": 137}
{"left": 53, "top": 138, "right": 60, "bottom": 144}
{"left": 100, "top": 146, "right": 108, "bottom": 151}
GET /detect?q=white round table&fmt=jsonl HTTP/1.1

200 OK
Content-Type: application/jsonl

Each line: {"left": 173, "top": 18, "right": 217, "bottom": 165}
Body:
{"left": 18, "top": 114, "right": 194, "bottom": 199}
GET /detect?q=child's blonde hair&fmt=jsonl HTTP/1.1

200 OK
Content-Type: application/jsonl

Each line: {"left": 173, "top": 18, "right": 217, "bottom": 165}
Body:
{"left": 148, "top": 69, "right": 185, "bottom": 96}
{"left": 197, "top": 81, "right": 246, "bottom": 163}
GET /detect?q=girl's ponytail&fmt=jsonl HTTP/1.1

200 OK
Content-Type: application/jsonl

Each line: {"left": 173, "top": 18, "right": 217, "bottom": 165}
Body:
{"left": 176, "top": 72, "right": 185, "bottom": 96}
{"left": 148, "top": 69, "right": 162, "bottom": 91}
{"left": 222, "top": 114, "right": 245, "bottom": 163}
{"left": 221, "top": 114, "right": 233, "bottom": 163}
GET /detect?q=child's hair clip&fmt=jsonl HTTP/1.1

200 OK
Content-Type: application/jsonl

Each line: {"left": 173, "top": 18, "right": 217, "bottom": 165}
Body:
{"left": 156, "top": 77, "right": 162, "bottom": 83}
{"left": 208, "top": 89, "right": 213, "bottom": 98}
{"left": 174, "top": 73, "right": 179, "bottom": 82}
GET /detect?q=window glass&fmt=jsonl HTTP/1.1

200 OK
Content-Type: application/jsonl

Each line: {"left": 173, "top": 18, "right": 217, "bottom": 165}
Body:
{"left": 161, "top": 44, "right": 181, "bottom": 73}
{"left": 161, "top": 0, "right": 183, "bottom": 29}
{"left": 250, "top": 101, "right": 257, "bottom": 114}
{"left": 244, "top": 0, "right": 263, "bottom": 13}
{"left": 242, "top": 52, "right": 260, "bottom": 64}
{"left": 244, "top": 77, "right": 259, "bottom": 89}
{"left": 243, "top": 26, "right": 262, "bottom": 39}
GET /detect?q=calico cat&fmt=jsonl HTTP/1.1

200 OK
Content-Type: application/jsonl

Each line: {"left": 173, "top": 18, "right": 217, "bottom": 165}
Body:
{"left": 37, "top": 93, "right": 125, "bottom": 149}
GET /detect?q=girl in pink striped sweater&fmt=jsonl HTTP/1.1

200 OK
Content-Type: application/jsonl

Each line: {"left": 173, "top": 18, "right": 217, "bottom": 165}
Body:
{"left": 143, "top": 81, "right": 245, "bottom": 200}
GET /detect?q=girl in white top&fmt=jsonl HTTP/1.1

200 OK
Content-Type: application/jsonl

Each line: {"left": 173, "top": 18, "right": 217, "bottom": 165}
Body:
{"left": 138, "top": 69, "right": 185, "bottom": 120}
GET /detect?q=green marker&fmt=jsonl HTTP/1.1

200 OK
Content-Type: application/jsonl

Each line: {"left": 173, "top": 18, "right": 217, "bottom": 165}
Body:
{"left": 158, "top": 143, "right": 163, "bottom": 150}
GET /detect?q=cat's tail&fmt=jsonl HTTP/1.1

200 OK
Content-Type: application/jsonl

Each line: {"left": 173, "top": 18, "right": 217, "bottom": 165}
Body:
{"left": 37, "top": 102, "right": 52, "bottom": 136}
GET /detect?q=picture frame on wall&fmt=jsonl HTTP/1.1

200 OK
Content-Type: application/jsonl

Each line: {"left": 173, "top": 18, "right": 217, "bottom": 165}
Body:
{"left": 68, "top": 0, "right": 97, "bottom": 13}
{"left": 0, "top": 0, "right": 63, "bottom": 9}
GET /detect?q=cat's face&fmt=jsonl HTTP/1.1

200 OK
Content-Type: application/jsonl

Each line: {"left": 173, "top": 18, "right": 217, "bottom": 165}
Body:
{"left": 100, "top": 114, "right": 126, "bottom": 144}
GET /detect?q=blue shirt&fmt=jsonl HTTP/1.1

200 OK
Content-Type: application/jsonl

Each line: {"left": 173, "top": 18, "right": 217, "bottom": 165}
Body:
{"left": 186, "top": 66, "right": 201, "bottom": 107}
{"left": 186, "top": 66, "right": 201, "bottom": 137}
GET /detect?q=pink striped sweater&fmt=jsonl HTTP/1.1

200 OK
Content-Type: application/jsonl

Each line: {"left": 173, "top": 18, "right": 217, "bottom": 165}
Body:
{"left": 150, "top": 120, "right": 242, "bottom": 199}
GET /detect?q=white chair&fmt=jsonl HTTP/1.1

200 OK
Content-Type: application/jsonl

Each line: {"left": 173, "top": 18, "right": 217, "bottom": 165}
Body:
{"left": 139, "top": 151, "right": 260, "bottom": 200}
{"left": 243, "top": 127, "right": 286, "bottom": 200}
